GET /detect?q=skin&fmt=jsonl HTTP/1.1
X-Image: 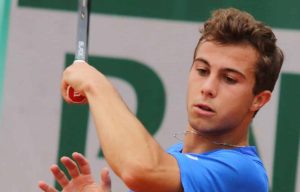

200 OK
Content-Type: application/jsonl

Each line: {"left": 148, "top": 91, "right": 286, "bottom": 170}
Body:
{"left": 39, "top": 40, "right": 271, "bottom": 192}
{"left": 183, "top": 41, "right": 271, "bottom": 153}
{"left": 38, "top": 152, "right": 111, "bottom": 192}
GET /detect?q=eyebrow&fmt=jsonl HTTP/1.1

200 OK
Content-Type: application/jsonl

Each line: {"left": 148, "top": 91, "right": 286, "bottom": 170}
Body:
{"left": 193, "top": 58, "right": 247, "bottom": 79}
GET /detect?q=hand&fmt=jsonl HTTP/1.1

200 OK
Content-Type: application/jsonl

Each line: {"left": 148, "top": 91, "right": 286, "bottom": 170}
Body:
{"left": 38, "top": 152, "right": 111, "bottom": 192}
{"left": 61, "top": 61, "right": 104, "bottom": 104}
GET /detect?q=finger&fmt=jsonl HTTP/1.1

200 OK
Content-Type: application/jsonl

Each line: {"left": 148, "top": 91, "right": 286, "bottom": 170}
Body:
{"left": 38, "top": 181, "right": 58, "bottom": 192}
{"left": 61, "top": 64, "right": 79, "bottom": 103}
{"left": 60, "top": 156, "right": 80, "bottom": 178}
{"left": 100, "top": 168, "right": 112, "bottom": 191}
{"left": 72, "top": 152, "right": 91, "bottom": 175}
{"left": 61, "top": 81, "right": 72, "bottom": 103}
{"left": 50, "top": 164, "right": 69, "bottom": 188}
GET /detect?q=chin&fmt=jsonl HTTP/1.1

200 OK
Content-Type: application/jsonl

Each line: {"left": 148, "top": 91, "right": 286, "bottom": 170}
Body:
{"left": 189, "top": 120, "right": 212, "bottom": 132}
{"left": 189, "top": 120, "right": 233, "bottom": 136}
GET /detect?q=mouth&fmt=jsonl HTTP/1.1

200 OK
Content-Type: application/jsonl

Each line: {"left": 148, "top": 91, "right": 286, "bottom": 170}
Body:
{"left": 192, "top": 103, "right": 216, "bottom": 117}
{"left": 196, "top": 104, "right": 215, "bottom": 112}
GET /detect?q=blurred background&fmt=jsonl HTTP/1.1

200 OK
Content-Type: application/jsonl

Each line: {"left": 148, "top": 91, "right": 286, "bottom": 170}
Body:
{"left": 0, "top": 0, "right": 299, "bottom": 191}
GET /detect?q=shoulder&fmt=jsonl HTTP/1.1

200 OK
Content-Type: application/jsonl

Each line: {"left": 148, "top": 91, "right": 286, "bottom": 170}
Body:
{"left": 167, "top": 146, "right": 268, "bottom": 192}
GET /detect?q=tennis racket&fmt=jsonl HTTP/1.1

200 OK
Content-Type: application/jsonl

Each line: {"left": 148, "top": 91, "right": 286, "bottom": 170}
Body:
{"left": 67, "top": 0, "right": 90, "bottom": 103}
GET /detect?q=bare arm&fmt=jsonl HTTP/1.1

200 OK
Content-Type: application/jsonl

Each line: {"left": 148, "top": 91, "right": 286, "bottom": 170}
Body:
{"left": 61, "top": 62, "right": 181, "bottom": 192}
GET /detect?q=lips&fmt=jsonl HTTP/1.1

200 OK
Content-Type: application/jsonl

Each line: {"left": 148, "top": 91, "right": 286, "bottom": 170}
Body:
{"left": 193, "top": 103, "right": 216, "bottom": 117}
{"left": 196, "top": 104, "right": 215, "bottom": 112}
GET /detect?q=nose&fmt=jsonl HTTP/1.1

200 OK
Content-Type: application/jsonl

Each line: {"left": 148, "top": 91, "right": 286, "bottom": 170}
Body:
{"left": 201, "top": 76, "right": 218, "bottom": 98}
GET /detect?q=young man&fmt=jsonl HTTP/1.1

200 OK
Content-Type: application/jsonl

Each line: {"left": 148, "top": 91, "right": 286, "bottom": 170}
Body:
{"left": 39, "top": 8, "right": 283, "bottom": 192}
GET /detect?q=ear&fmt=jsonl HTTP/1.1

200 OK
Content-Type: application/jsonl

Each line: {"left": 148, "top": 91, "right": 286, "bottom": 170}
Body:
{"left": 250, "top": 90, "right": 272, "bottom": 112}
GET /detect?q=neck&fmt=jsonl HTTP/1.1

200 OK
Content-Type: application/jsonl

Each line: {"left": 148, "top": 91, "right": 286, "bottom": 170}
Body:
{"left": 181, "top": 126, "right": 249, "bottom": 154}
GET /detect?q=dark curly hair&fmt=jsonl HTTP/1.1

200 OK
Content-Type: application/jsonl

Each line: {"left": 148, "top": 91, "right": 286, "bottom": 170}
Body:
{"left": 194, "top": 8, "right": 284, "bottom": 95}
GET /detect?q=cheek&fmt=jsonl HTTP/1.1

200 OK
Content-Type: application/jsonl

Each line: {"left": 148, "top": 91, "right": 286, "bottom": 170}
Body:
{"left": 216, "top": 97, "right": 252, "bottom": 129}
{"left": 220, "top": 90, "right": 254, "bottom": 115}
{"left": 187, "top": 78, "right": 198, "bottom": 98}
{"left": 186, "top": 85, "right": 194, "bottom": 106}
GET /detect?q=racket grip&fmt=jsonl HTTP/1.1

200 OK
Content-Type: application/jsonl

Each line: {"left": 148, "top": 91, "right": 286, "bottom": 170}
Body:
{"left": 67, "top": 85, "right": 87, "bottom": 103}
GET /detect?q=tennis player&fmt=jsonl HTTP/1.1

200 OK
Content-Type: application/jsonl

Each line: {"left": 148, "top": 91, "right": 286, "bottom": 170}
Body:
{"left": 39, "top": 8, "right": 284, "bottom": 192}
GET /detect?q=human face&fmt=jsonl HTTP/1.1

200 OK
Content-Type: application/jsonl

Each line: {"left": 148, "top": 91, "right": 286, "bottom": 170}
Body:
{"left": 187, "top": 41, "right": 259, "bottom": 135}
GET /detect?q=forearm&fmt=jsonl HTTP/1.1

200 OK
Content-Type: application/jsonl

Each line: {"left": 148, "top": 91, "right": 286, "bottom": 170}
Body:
{"left": 85, "top": 80, "right": 165, "bottom": 178}
{"left": 61, "top": 63, "right": 180, "bottom": 191}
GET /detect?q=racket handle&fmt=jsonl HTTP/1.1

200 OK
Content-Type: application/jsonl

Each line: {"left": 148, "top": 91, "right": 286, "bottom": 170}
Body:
{"left": 67, "top": 85, "right": 87, "bottom": 103}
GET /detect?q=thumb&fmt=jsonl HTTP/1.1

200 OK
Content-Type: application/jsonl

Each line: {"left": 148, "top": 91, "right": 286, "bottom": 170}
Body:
{"left": 100, "top": 167, "right": 112, "bottom": 192}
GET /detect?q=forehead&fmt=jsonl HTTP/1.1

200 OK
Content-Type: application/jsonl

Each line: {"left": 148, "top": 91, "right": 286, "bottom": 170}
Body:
{"left": 195, "top": 41, "right": 259, "bottom": 73}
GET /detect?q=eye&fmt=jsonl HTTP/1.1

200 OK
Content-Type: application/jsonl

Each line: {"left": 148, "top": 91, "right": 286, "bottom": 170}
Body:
{"left": 224, "top": 76, "right": 237, "bottom": 84}
{"left": 197, "top": 68, "right": 209, "bottom": 76}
